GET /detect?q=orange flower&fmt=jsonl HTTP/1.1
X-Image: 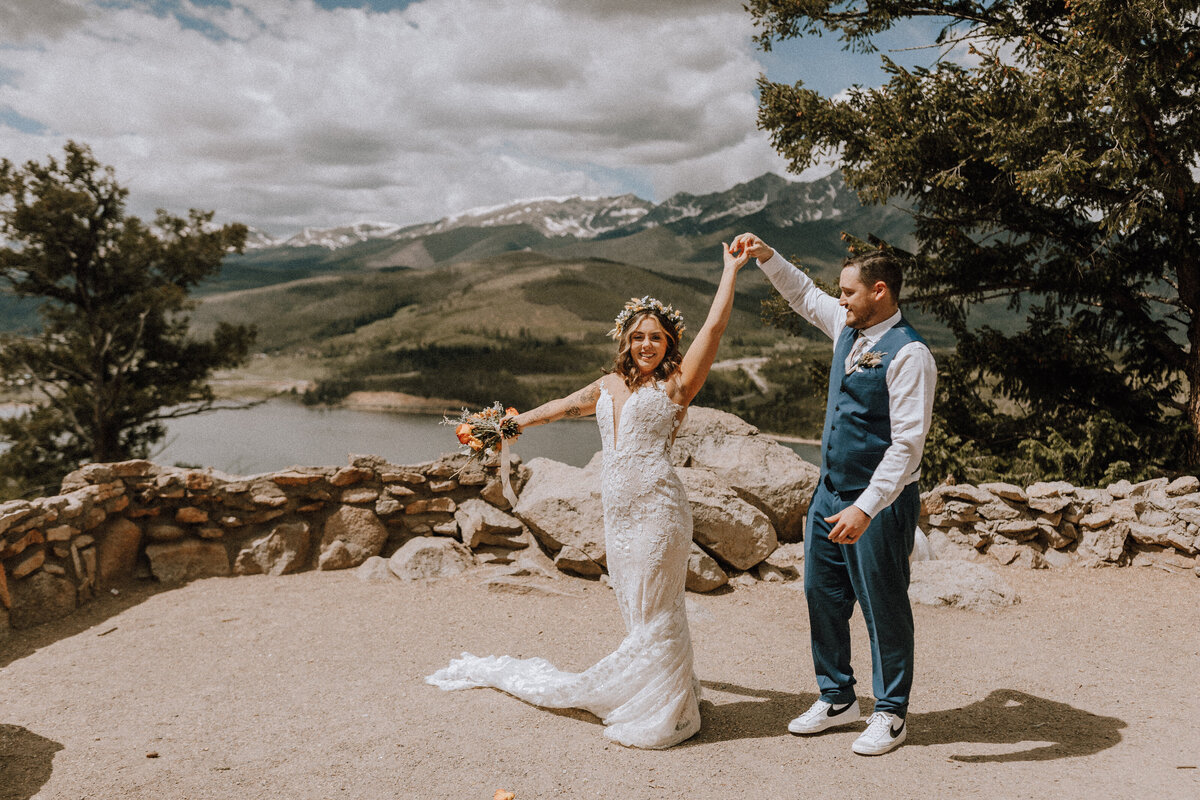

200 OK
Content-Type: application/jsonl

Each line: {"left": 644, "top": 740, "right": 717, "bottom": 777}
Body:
{"left": 468, "top": 436, "right": 484, "bottom": 451}
{"left": 455, "top": 423, "right": 473, "bottom": 444}
{"left": 505, "top": 407, "right": 518, "bottom": 417}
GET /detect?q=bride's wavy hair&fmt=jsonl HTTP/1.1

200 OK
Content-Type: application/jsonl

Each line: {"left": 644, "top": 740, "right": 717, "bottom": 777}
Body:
{"left": 611, "top": 310, "right": 683, "bottom": 389}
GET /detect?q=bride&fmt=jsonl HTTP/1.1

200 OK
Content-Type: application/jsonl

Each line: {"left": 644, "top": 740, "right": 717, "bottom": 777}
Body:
{"left": 426, "top": 242, "right": 750, "bottom": 748}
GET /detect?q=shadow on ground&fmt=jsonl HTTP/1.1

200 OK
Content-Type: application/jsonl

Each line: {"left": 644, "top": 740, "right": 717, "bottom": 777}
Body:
{"left": 909, "top": 688, "right": 1126, "bottom": 762}
{"left": 0, "top": 724, "right": 62, "bottom": 800}
{"left": 687, "top": 681, "right": 1125, "bottom": 762}
{"left": 0, "top": 578, "right": 172, "bottom": 670}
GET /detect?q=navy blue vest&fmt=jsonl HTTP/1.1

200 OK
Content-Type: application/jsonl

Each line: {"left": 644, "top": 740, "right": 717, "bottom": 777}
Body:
{"left": 820, "top": 318, "right": 926, "bottom": 493}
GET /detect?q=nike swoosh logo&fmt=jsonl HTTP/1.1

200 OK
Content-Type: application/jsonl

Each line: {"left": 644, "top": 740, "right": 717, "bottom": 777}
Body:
{"left": 826, "top": 703, "right": 853, "bottom": 717}
{"left": 890, "top": 720, "right": 905, "bottom": 737}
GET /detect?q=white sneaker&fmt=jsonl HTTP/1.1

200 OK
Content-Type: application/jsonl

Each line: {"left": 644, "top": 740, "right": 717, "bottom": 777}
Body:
{"left": 852, "top": 711, "right": 907, "bottom": 755}
{"left": 788, "top": 699, "right": 860, "bottom": 734}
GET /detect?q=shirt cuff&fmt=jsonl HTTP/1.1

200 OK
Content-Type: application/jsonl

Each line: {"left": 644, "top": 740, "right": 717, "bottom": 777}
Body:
{"left": 853, "top": 489, "right": 886, "bottom": 520}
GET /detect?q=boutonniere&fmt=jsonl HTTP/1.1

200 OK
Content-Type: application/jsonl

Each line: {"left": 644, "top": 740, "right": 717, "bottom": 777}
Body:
{"left": 857, "top": 350, "right": 887, "bottom": 369}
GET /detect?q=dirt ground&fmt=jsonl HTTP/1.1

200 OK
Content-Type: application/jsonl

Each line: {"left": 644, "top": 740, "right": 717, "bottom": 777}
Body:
{"left": 2, "top": 565, "right": 1198, "bottom": 800}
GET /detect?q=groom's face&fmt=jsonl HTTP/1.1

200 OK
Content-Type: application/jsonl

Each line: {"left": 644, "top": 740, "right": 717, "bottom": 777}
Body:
{"left": 839, "top": 266, "right": 881, "bottom": 329}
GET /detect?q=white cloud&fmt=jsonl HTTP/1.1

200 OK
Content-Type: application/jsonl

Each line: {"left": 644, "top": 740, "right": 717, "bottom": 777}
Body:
{"left": 0, "top": 0, "right": 793, "bottom": 234}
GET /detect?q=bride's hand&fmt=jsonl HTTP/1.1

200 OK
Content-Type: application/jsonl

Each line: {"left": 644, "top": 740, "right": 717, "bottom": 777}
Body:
{"left": 723, "top": 241, "right": 751, "bottom": 273}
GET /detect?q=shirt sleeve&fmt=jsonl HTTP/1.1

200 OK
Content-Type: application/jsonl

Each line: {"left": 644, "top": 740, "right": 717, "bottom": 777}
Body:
{"left": 757, "top": 251, "right": 844, "bottom": 341}
{"left": 853, "top": 341, "right": 937, "bottom": 519}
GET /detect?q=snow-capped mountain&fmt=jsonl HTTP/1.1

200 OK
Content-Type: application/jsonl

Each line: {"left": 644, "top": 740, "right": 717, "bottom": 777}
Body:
{"left": 242, "top": 226, "right": 282, "bottom": 250}
{"left": 260, "top": 172, "right": 857, "bottom": 252}
{"left": 282, "top": 221, "right": 404, "bottom": 250}
{"left": 399, "top": 194, "right": 655, "bottom": 240}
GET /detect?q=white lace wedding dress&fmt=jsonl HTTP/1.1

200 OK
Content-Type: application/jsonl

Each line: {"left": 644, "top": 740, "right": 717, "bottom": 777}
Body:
{"left": 426, "top": 381, "right": 702, "bottom": 749}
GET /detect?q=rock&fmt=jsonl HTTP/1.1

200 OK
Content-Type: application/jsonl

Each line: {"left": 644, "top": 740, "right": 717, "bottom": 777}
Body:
{"left": 10, "top": 548, "right": 45, "bottom": 579}
{"left": 1166, "top": 476, "right": 1199, "bottom": 496}
{"left": 1129, "top": 547, "right": 1197, "bottom": 574}
{"left": 8, "top": 570, "right": 76, "bottom": 628}
{"left": 756, "top": 561, "right": 799, "bottom": 582}
{"left": 341, "top": 488, "right": 380, "bottom": 504}
{"left": 1, "top": 528, "right": 44, "bottom": 559}
{"left": 96, "top": 517, "right": 142, "bottom": 587}
{"left": 318, "top": 506, "right": 387, "bottom": 570}
{"left": 405, "top": 498, "right": 456, "bottom": 515}
{"left": 672, "top": 406, "right": 818, "bottom": 542}
{"left": 146, "top": 522, "right": 186, "bottom": 542}
{"left": 685, "top": 542, "right": 727, "bottom": 592}
{"left": 924, "top": 528, "right": 980, "bottom": 561}
{"left": 993, "top": 519, "right": 1039, "bottom": 542}
{"left": 908, "top": 560, "right": 1020, "bottom": 611}
{"left": 175, "top": 507, "right": 208, "bottom": 524}
{"left": 45, "top": 525, "right": 75, "bottom": 542}
{"left": 430, "top": 480, "right": 457, "bottom": 492}
{"left": 1027, "top": 481, "right": 1075, "bottom": 499}
{"left": 552, "top": 545, "right": 604, "bottom": 577}
{"left": 1129, "top": 477, "right": 1169, "bottom": 497}
{"left": 1077, "top": 522, "right": 1129, "bottom": 565}
{"left": 271, "top": 471, "right": 325, "bottom": 487}
{"left": 145, "top": 540, "right": 230, "bottom": 583}
{"left": 979, "top": 482, "right": 1027, "bottom": 503}
{"left": 1127, "top": 523, "right": 1175, "bottom": 548}
{"left": 513, "top": 458, "right": 607, "bottom": 568}
{"left": 356, "top": 555, "right": 398, "bottom": 582}
{"left": 375, "top": 497, "right": 403, "bottom": 516}
{"left": 1027, "top": 496, "right": 1071, "bottom": 514}
{"left": 977, "top": 501, "right": 1022, "bottom": 521}
{"left": 940, "top": 484, "right": 996, "bottom": 504}
{"left": 1039, "top": 523, "right": 1076, "bottom": 550}
{"left": 989, "top": 543, "right": 1047, "bottom": 569}
{"left": 678, "top": 467, "right": 777, "bottom": 570}
{"left": 0, "top": 561, "right": 8, "bottom": 610}
{"left": 455, "top": 498, "right": 526, "bottom": 549}
{"left": 234, "top": 522, "right": 311, "bottom": 576}
{"left": 388, "top": 536, "right": 475, "bottom": 580}
{"left": 331, "top": 467, "right": 375, "bottom": 487}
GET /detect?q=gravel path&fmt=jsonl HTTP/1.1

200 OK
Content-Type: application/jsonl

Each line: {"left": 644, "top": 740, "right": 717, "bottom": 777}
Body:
{"left": 2, "top": 566, "right": 1197, "bottom": 800}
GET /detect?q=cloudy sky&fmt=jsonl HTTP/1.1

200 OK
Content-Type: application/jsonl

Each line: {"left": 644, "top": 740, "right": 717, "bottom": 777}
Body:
{"left": 0, "top": 0, "right": 945, "bottom": 236}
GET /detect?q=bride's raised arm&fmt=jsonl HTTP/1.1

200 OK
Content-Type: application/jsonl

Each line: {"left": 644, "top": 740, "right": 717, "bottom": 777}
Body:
{"left": 513, "top": 378, "right": 605, "bottom": 432}
{"left": 670, "top": 243, "right": 750, "bottom": 407}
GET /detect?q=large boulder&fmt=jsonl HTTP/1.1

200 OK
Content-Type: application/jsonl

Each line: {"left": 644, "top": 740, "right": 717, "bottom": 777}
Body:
{"left": 9, "top": 570, "right": 76, "bottom": 629}
{"left": 454, "top": 498, "right": 527, "bottom": 549}
{"left": 908, "top": 560, "right": 1020, "bottom": 612}
{"left": 388, "top": 536, "right": 475, "bottom": 580}
{"left": 317, "top": 506, "right": 387, "bottom": 570}
{"left": 144, "top": 540, "right": 230, "bottom": 583}
{"left": 513, "top": 458, "right": 606, "bottom": 576}
{"left": 673, "top": 406, "right": 818, "bottom": 542}
{"left": 677, "top": 467, "right": 777, "bottom": 570}
{"left": 234, "top": 522, "right": 311, "bottom": 576}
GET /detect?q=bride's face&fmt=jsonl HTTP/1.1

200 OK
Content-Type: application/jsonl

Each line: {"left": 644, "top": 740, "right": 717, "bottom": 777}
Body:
{"left": 629, "top": 315, "right": 669, "bottom": 374}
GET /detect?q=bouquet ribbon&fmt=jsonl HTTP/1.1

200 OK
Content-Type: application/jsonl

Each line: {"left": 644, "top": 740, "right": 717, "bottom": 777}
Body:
{"left": 499, "top": 435, "right": 519, "bottom": 508}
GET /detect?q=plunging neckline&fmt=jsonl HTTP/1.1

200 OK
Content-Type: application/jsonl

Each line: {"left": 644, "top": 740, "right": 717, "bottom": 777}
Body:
{"left": 601, "top": 380, "right": 682, "bottom": 451}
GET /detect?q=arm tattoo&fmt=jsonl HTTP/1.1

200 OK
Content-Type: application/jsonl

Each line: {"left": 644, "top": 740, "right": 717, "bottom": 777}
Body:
{"left": 564, "top": 381, "right": 601, "bottom": 418}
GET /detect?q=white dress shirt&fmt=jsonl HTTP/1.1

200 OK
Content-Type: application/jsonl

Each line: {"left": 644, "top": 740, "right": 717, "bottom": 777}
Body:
{"left": 759, "top": 251, "right": 937, "bottom": 519}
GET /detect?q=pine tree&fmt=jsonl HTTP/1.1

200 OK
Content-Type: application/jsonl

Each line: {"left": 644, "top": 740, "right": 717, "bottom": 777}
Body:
{"left": 748, "top": 0, "right": 1199, "bottom": 482}
{"left": 0, "top": 142, "right": 255, "bottom": 496}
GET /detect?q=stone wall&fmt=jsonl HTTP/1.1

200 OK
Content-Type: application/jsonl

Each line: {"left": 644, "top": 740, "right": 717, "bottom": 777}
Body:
{"left": 0, "top": 453, "right": 530, "bottom": 634}
{"left": 3, "top": 411, "right": 1197, "bottom": 637}
{"left": 922, "top": 476, "right": 1200, "bottom": 574}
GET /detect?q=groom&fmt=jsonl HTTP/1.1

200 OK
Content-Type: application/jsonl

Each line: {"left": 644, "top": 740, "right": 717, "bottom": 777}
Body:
{"left": 732, "top": 233, "right": 936, "bottom": 755}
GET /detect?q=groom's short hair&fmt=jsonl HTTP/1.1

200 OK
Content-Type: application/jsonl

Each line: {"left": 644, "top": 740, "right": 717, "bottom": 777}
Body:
{"left": 845, "top": 250, "right": 903, "bottom": 300}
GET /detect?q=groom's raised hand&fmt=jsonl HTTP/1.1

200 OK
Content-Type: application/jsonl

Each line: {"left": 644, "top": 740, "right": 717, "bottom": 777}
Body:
{"left": 825, "top": 506, "right": 871, "bottom": 544}
{"left": 730, "top": 233, "right": 774, "bottom": 263}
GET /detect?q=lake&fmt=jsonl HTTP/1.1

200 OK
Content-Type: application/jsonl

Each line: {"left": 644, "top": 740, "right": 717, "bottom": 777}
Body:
{"left": 1, "top": 398, "right": 820, "bottom": 475}
{"left": 149, "top": 398, "right": 820, "bottom": 475}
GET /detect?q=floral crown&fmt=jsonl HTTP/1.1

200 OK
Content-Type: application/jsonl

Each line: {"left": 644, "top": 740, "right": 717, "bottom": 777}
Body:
{"left": 608, "top": 295, "right": 685, "bottom": 340}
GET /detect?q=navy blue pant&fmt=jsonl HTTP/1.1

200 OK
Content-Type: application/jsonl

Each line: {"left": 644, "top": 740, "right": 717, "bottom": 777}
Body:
{"left": 804, "top": 478, "right": 919, "bottom": 718}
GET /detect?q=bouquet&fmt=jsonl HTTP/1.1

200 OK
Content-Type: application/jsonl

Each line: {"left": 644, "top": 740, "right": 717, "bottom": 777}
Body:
{"left": 443, "top": 402, "right": 520, "bottom": 460}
